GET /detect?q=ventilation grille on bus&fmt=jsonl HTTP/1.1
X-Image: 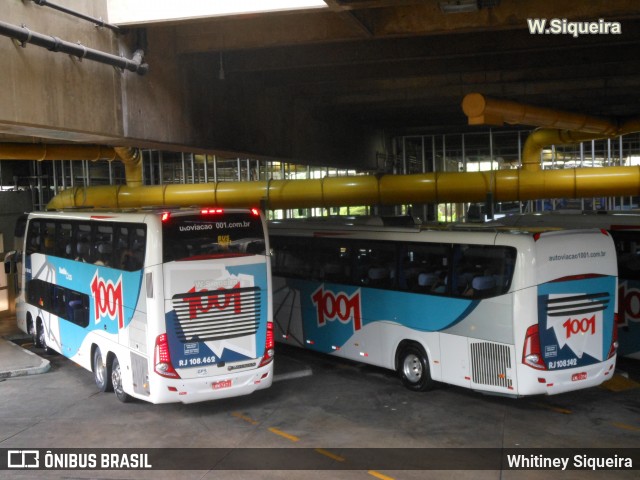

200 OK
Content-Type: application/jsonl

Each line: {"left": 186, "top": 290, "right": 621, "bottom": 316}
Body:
{"left": 545, "top": 292, "right": 609, "bottom": 317}
{"left": 130, "top": 352, "right": 150, "bottom": 396}
{"left": 171, "top": 286, "right": 261, "bottom": 342}
{"left": 470, "top": 341, "right": 513, "bottom": 389}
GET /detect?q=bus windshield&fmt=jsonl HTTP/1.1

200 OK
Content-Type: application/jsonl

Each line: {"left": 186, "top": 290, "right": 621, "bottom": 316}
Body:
{"left": 162, "top": 212, "right": 265, "bottom": 262}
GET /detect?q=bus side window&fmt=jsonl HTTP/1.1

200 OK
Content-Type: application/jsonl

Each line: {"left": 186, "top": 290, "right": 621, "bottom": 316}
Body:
{"left": 401, "top": 243, "right": 449, "bottom": 294}
{"left": 354, "top": 241, "right": 396, "bottom": 290}
{"left": 117, "top": 226, "right": 146, "bottom": 271}
{"left": 43, "top": 222, "right": 56, "bottom": 255}
{"left": 57, "top": 222, "right": 73, "bottom": 259}
{"left": 315, "top": 239, "right": 351, "bottom": 283}
{"left": 94, "top": 224, "right": 114, "bottom": 266}
{"left": 75, "top": 223, "right": 92, "bottom": 262}
{"left": 130, "top": 228, "right": 146, "bottom": 269}
{"left": 26, "top": 220, "right": 42, "bottom": 255}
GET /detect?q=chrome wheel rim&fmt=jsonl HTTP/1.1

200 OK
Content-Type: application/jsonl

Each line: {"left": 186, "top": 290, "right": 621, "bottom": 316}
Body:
{"left": 403, "top": 353, "right": 422, "bottom": 384}
{"left": 112, "top": 363, "right": 124, "bottom": 396}
{"left": 95, "top": 353, "right": 105, "bottom": 385}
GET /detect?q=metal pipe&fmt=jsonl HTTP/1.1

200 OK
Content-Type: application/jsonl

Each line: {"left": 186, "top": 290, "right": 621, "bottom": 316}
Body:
{"left": 0, "top": 20, "right": 147, "bottom": 75}
{"left": 32, "top": 0, "right": 121, "bottom": 33}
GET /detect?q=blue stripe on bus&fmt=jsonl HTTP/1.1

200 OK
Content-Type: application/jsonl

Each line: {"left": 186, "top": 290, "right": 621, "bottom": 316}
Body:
{"left": 284, "top": 278, "right": 481, "bottom": 353}
{"left": 46, "top": 256, "right": 143, "bottom": 358}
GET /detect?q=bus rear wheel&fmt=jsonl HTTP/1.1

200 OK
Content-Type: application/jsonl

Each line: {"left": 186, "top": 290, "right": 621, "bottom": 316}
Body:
{"left": 28, "top": 316, "right": 39, "bottom": 348}
{"left": 398, "top": 344, "right": 434, "bottom": 392}
{"left": 93, "top": 347, "right": 112, "bottom": 392}
{"left": 36, "top": 320, "right": 51, "bottom": 355}
{"left": 111, "top": 356, "right": 132, "bottom": 403}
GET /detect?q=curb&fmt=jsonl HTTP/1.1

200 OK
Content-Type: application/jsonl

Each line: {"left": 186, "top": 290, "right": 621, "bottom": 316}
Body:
{"left": 0, "top": 339, "right": 51, "bottom": 379}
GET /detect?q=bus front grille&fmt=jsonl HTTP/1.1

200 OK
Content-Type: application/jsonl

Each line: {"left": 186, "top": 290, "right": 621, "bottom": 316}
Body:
{"left": 171, "top": 286, "right": 261, "bottom": 342}
{"left": 470, "top": 341, "right": 513, "bottom": 389}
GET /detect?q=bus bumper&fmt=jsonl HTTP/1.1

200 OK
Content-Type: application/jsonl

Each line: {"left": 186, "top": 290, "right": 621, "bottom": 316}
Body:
{"left": 518, "top": 356, "right": 617, "bottom": 396}
{"left": 148, "top": 363, "right": 273, "bottom": 404}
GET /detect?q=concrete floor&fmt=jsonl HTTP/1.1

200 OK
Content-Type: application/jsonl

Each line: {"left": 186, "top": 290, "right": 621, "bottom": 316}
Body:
{"left": 1, "top": 316, "right": 639, "bottom": 480}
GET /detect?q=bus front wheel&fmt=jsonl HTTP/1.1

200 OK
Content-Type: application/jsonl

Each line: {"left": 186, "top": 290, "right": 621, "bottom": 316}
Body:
{"left": 93, "top": 347, "right": 112, "bottom": 393}
{"left": 398, "top": 344, "right": 434, "bottom": 392}
{"left": 111, "top": 356, "right": 132, "bottom": 403}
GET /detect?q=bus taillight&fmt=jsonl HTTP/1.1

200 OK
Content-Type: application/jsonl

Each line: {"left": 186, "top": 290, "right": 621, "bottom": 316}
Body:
{"left": 201, "top": 208, "right": 224, "bottom": 215}
{"left": 250, "top": 208, "right": 260, "bottom": 216}
{"left": 522, "top": 324, "right": 547, "bottom": 370}
{"left": 259, "top": 321, "right": 274, "bottom": 367}
{"left": 154, "top": 334, "right": 180, "bottom": 378}
{"left": 608, "top": 314, "right": 619, "bottom": 359}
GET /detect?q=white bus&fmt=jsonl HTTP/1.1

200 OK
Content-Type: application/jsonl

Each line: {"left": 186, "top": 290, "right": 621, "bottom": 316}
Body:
{"left": 270, "top": 219, "right": 618, "bottom": 396}
{"left": 491, "top": 210, "right": 640, "bottom": 359}
{"left": 11, "top": 208, "right": 274, "bottom": 404}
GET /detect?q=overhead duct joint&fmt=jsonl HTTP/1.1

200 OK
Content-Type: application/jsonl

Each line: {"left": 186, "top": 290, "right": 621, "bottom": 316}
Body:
{"left": 113, "top": 147, "right": 143, "bottom": 187}
{"left": 521, "top": 129, "right": 613, "bottom": 172}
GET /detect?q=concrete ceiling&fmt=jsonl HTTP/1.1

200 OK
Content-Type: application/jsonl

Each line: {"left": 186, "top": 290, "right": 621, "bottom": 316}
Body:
{"left": 141, "top": 0, "right": 640, "bottom": 136}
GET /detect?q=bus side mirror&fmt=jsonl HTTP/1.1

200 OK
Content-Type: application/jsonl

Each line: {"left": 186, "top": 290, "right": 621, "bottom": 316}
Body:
{"left": 4, "top": 251, "right": 20, "bottom": 274}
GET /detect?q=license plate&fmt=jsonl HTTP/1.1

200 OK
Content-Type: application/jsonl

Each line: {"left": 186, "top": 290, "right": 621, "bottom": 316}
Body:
{"left": 212, "top": 379, "right": 232, "bottom": 390}
{"left": 571, "top": 372, "right": 587, "bottom": 381}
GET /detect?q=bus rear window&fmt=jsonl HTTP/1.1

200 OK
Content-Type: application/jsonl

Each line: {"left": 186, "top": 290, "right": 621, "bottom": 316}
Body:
{"left": 162, "top": 213, "right": 265, "bottom": 263}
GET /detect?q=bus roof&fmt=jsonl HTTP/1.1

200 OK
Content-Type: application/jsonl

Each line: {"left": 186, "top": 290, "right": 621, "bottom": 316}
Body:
{"left": 269, "top": 217, "right": 563, "bottom": 237}
{"left": 32, "top": 207, "right": 259, "bottom": 222}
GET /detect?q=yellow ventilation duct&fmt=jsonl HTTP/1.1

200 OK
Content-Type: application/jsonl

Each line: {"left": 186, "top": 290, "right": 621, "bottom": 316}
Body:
{"left": 0, "top": 143, "right": 143, "bottom": 186}
{"left": 461, "top": 93, "right": 634, "bottom": 172}
{"left": 46, "top": 166, "right": 640, "bottom": 211}
{"left": 461, "top": 93, "right": 619, "bottom": 135}
{"left": 0, "top": 143, "right": 117, "bottom": 162}
{"left": 44, "top": 94, "right": 640, "bottom": 211}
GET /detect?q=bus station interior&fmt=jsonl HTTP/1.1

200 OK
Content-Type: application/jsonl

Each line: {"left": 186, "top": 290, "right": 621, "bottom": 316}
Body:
{"left": 1, "top": 1, "right": 640, "bottom": 478}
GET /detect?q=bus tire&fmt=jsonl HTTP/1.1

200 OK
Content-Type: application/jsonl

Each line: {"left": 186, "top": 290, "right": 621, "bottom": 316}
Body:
{"left": 398, "top": 344, "right": 434, "bottom": 392}
{"left": 111, "top": 356, "right": 133, "bottom": 403}
{"left": 93, "top": 347, "right": 112, "bottom": 392}
{"left": 29, "top": 315, "right": 41, "bottom": 348}
{"left": 36, "top": 320, "right": 52, "bottom": 355}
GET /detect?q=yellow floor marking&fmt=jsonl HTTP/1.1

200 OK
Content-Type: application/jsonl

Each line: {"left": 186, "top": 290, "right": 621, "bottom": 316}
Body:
{"left": 612, "top": 422, "right": 640, "bottom": 432}
{"left": 314, "top": 448, "right": 345, "bottom": 462}
{"left": 532, "top": 402, "right": 572, "bottom": 414}
{"left": 601, "top": 374, "right": 640, "bottom": 392}
{"left": 268, "top": 427, "right": 300, "bottom": 442}
{"left": 231, "top": 411, "right": 258, "bottom": 425}
{"left": 368, "top": 470, "right": 395, "bottom": 480}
